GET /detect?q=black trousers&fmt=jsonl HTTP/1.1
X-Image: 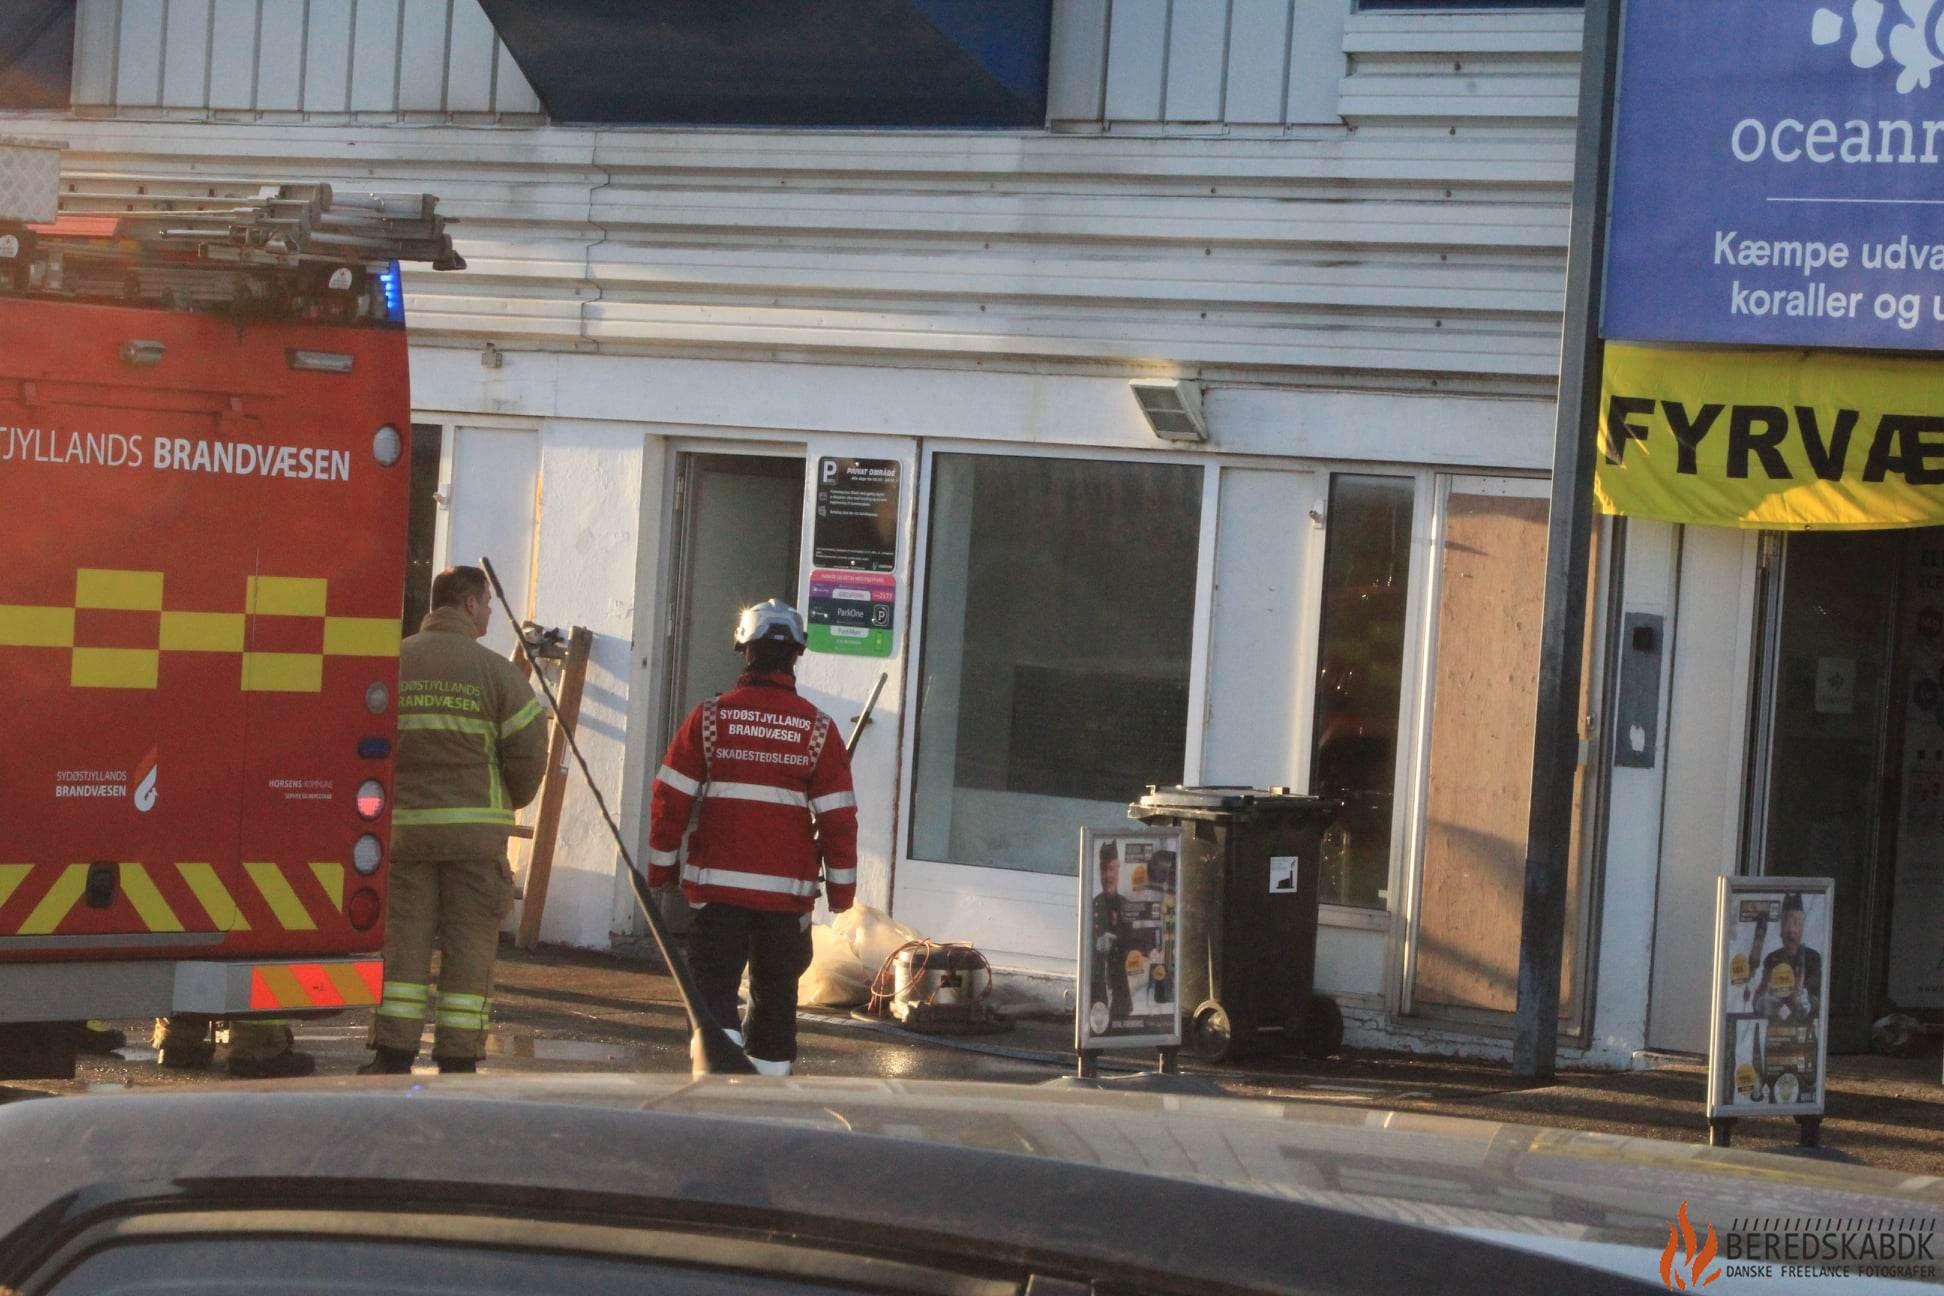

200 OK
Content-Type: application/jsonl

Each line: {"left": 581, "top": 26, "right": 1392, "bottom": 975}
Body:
{"left": 688, "top": 903, "right": 814, "bottom": 1062}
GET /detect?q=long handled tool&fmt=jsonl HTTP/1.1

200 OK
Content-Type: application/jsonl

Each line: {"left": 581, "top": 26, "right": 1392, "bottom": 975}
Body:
{"left": 847, "top": 673, "right": 887, "bottom": 755}
{"left": 479, "top": 557, "right": 754, "bottom": 1075}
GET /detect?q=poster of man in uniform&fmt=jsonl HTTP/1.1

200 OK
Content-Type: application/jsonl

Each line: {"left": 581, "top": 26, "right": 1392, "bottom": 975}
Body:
{"left": 1709, "top": 877, "right": 1833, "bottom": 1120}
{"left": 1076, "top": 828, "right": 1180, "bottom": 1052}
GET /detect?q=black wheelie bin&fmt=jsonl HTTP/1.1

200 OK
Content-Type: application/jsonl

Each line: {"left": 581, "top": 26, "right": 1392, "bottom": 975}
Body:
{"left": 1130, "top": 786, "right": 1342, "bottom": 1063}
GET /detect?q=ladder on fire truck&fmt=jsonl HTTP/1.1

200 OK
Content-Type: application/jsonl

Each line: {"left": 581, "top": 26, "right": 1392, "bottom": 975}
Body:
{"left": 4, "top": 170, "right": 463, "bottom": 314}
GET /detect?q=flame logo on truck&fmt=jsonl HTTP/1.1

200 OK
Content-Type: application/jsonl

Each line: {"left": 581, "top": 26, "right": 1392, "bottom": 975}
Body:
{"left": 132, "top": 748, "right": 158, "bottom": 813}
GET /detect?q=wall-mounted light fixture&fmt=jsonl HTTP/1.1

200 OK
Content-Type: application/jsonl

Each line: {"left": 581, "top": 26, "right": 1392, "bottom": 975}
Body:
{"left": 1129, "top": 378, "right": 1207, "bottom": 443}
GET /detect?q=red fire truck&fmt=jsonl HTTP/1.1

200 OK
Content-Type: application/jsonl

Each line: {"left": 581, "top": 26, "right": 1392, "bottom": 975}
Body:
{"left": 0, "top": 141, "right": 463, "bottom": 1078}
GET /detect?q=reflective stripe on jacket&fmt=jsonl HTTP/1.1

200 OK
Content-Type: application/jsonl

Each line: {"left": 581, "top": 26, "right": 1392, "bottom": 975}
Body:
{"left": 392, "top": 607, "right": 550, "bottom": 861}
{"left": 647, "top": 670, "right": 858, "bottom": 913}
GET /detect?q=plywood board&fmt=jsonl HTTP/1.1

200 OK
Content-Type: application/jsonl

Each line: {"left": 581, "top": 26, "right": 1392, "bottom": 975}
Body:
{"left": 1413, "top": 491, "right": 1546, "bottom": 1013}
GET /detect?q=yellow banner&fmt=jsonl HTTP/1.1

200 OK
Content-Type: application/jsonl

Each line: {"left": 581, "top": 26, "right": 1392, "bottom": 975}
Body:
{"left": 1597, "top": 343, "right": 1944, "bottom": 530}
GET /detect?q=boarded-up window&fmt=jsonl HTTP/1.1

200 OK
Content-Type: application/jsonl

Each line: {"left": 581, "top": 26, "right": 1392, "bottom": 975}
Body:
{"left": 1411, "top": 480, "right": 1582, "bottom": 1018}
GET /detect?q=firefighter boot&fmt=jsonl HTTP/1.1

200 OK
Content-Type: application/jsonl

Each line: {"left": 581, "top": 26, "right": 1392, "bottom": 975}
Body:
{"left": 359, "top": 1045, "right": 416, "bottom": 1075}
{"left": 229, "top": 1050, "right": 317, "bottom": 1080}
{"left": 79, "top": 1021, "right": 127, "bottom": 1055}
{"left": 425, "top": 858, "right": 507, "bottom": 1067}
{"left": 437, "top": 1056, "right": 477, "bottom": 1074}
{"left": 153, "top": 1015, "right": 216, "bottom": 1070}
{"left": 225, "top": 1020, "right": 314, "bottom": 1079}
{"left": 369, "top": 860, "right": 439, "bottom": 1058}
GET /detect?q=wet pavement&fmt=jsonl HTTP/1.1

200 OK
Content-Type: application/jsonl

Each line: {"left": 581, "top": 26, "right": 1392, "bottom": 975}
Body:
{"left": 13, "top": 944, "right": 1944, "bottom": 1176}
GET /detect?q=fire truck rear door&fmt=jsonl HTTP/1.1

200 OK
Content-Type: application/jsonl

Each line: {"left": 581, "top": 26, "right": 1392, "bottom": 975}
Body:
{"left": 1, "top": 330, "right": 255, "bottom": 952}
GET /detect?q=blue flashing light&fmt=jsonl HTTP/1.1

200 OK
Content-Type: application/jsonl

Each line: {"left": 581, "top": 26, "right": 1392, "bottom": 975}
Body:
{"left": 358, "top": 737, "right": 393, "bottom": 760}
{"left": 379, "top": 261, "right": 406, "bottom": 325}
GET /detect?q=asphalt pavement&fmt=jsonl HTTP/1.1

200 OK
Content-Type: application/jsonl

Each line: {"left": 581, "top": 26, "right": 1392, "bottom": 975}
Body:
{"left": 17, "top": 944, "right": 1944, "bottom": 1176}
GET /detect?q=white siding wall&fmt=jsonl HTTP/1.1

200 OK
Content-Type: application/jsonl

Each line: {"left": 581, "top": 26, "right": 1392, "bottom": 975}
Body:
{"left": 17, "top": 12, "right": 1582, "bottom": 393}
{"left": 0, "top": 9, "right": 1593, "bottom": 976}
{"left": 70, "top": 0, "right": 544, "bottom": 118}
{"left": 1049, "top": 0, "right": 1358, "bottom": 127}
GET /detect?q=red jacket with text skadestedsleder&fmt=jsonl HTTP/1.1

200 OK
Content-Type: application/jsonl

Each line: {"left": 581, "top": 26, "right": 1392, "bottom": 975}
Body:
{"left": 647, "top": 670, "right": 858, "bottom": 913}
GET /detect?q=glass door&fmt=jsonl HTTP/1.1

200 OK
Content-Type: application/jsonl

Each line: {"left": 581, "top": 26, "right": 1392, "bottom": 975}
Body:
{"left": 1749, "top": 530, "right": 1903, "bottom": 1052}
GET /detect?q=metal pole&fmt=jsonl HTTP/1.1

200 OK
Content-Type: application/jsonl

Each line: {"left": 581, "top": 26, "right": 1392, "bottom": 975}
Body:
{"left": 478, "top": 557, "right": 755, "bottom": 1075}
{"left": 1513, "top": 0, "right": 1624, "bottom": 1082}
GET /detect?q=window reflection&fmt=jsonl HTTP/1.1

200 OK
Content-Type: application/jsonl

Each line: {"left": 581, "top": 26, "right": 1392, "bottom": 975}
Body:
{"left": 1313, "top": 476, "right": 1414, "bottom": 908}
{"left": 910, "top": 454, "right": 1203, "bottom": 875}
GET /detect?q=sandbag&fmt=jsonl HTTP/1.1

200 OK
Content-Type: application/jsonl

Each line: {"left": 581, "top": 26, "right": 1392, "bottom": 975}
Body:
{"left": 799, "top": 905, "right": 924, "bottom": 1007}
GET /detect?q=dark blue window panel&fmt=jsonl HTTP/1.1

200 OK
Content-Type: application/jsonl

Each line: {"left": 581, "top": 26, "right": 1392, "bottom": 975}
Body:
{"left": 477, "top": 0, "right": 1052, "bottom": 127}
{"left": 0, "top": 1, "right": 74, "bottom": 111}
{"left": 1360, "top": 1, "right": 1578, "bottom": 8}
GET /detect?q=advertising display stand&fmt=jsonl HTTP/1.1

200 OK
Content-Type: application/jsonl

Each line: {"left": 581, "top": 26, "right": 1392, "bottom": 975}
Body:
{"left": 1074, "top": 827, "right": 1183, "bottom": 1080}
{"left": 1706, "top": 876, "right": 1835, "bottom": 1148}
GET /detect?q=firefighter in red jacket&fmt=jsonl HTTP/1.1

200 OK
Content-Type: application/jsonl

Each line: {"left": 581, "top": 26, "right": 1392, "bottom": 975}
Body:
{"left": 648, "top": 600, "right": 858, "bottom": 1076}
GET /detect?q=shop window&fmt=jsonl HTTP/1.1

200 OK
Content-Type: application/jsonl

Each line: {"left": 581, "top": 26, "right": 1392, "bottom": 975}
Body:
{"left": 910, "top": 454, "right": 1203, "bottom": 875}
{"left": 1312, "top": 476, "right": 1415, "bottom": 909}
{"left": 400, "top": 424, "right": 445, "bottom": 637}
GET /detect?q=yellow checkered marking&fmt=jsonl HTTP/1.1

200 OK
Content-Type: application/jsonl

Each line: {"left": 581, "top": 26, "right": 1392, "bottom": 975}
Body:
{"left": 0, "top": 570, "right": 398, "bottom": 691}
{"left": 248, "top": 576, "right": 328, "bottom": 618}
{"left": 160, "top": 611, "right": 246, "bottom": 653}
{"left": 77, "top": 569, "right": 163, "bottom": 611}
{"left": 0, "top": 605, "right": 74, "bottom": 647}
{"left": 72, "top": 647, "right": 159, "bottom": 689}
{"left": 323, "top": 617, "right": 400, "bottom": 657}
{"left": 242, "top": 652, "right": 324, "bottom": 693}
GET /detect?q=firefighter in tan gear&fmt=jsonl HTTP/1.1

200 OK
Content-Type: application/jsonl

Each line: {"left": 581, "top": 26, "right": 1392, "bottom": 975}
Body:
{"left": 360, "top": 565, "right": 548, "bottom": 1074}
{"left": 153, "top": 1014, "right": 311, "bottom": 1078}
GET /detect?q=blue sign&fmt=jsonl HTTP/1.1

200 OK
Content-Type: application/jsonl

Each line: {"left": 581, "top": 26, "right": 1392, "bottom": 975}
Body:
{"left": 1606, "top": 0, "right": 1944, "bottom": 351}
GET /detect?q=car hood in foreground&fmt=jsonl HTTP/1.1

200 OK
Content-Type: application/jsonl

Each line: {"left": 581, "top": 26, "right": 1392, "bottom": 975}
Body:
{"left": 2, "top": 1075, "right": 1939, "bottom": 1291}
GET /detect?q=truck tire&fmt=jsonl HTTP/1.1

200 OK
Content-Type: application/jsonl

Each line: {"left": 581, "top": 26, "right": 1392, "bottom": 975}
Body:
{"left": 1290, "top": 993, "right": 1344, "bottom": 1061}
{"left": 0, "top": 1023, "right": 80, "bottom": 1082}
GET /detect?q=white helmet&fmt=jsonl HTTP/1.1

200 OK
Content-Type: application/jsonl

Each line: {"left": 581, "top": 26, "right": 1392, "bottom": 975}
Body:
{"left": 733, "top": 599, "right": 806, "bottom": 650}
